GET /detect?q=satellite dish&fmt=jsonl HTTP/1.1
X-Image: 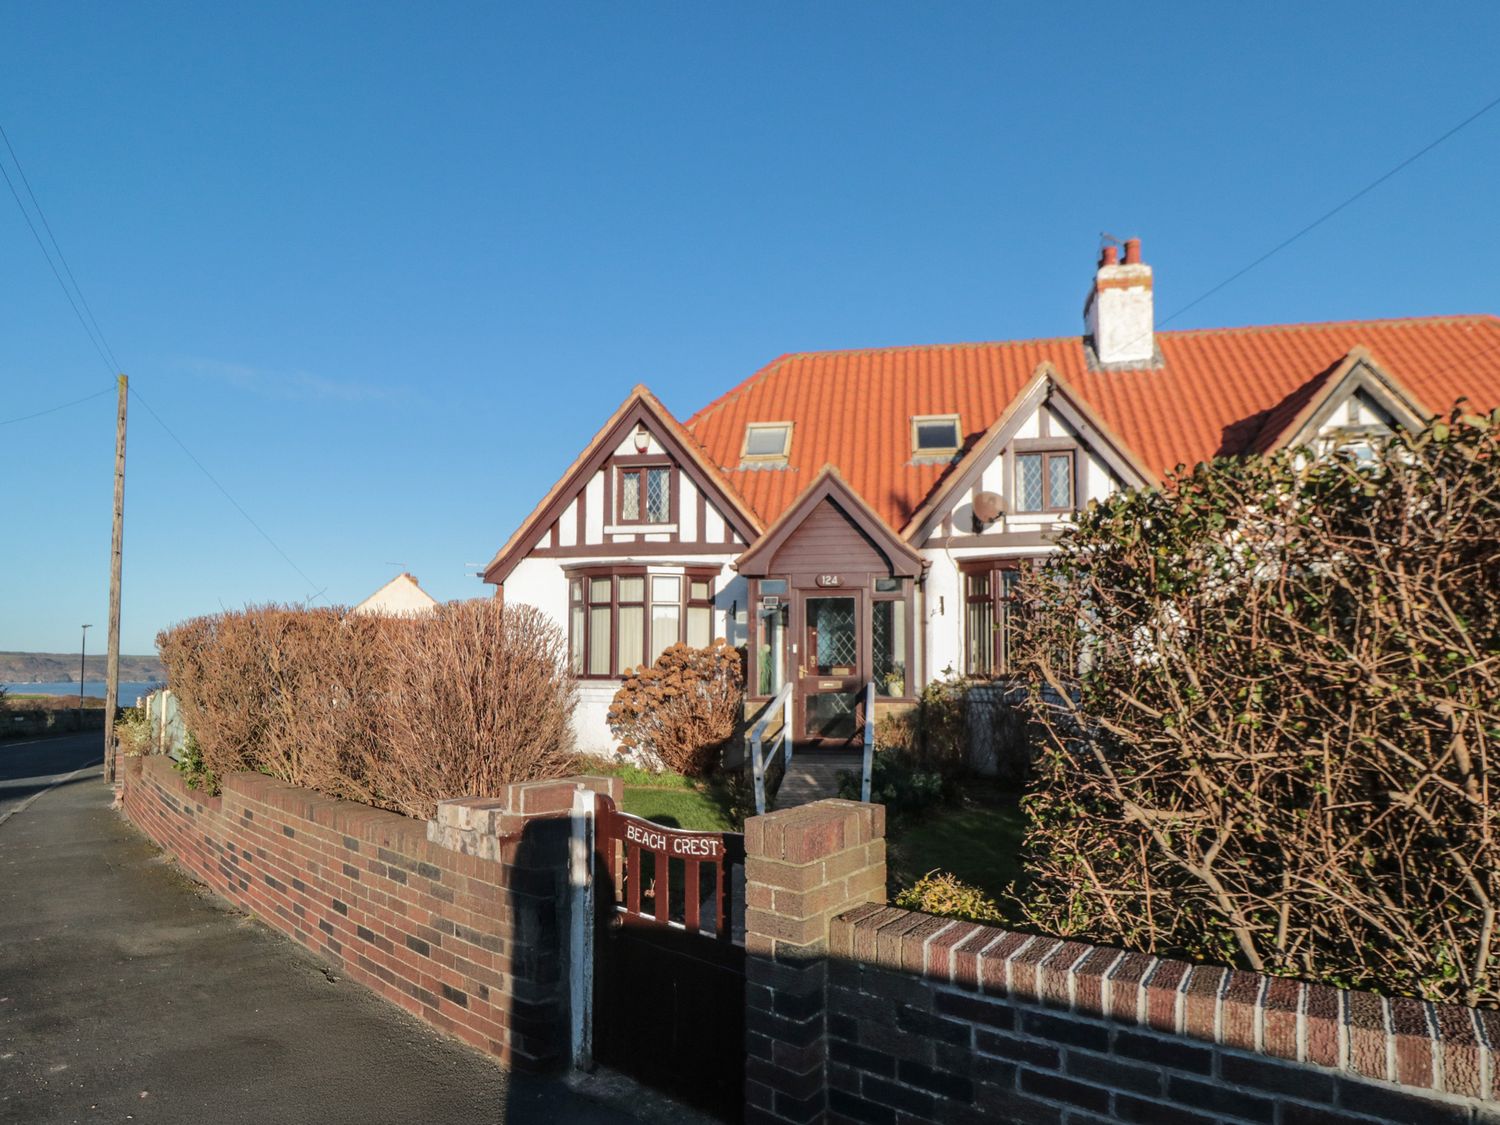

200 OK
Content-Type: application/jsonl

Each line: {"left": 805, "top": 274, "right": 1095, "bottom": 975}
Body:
{"left": 972, "top": 491, "right": 1005, "bottom": 530}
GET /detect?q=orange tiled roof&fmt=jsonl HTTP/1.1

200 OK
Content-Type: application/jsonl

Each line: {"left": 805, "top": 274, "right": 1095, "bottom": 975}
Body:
{"left": 683, "top": 315, "right": 1500, "bottom": 531}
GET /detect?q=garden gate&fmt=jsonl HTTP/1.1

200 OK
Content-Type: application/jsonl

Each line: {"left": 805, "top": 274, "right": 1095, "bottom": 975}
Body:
{"left": 590, "top": 794, "right": 746, "bottom": 1121}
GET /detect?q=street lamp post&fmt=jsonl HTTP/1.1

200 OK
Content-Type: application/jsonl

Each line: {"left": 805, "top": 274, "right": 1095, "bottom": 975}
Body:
{"left": 79, "top": 624, "right": 91, "bottom": 726}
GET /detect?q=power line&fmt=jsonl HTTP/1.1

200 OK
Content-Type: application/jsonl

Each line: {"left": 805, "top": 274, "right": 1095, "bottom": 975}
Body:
{"left": 0, "top": 121, "right": 325, "bottom": 606}
{"left": 0, "top": 385, "right": 115, "bottom": 426}
{"left": 1155, "top": 89, "right": 1500, "bottom": 332}
{"left": 0, "top": 124, "right": 122, "bottom": 373}
{"left": 128, "top": 384, "right": 326, "bottom": 603}
{"left": 0, "top": 143, "right": 117, "bottom": 378}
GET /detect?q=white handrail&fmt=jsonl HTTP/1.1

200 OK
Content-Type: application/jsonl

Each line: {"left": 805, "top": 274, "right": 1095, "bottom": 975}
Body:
{"left": 861, "top": 680, "right": 876, "bottom": 803}
{"left": 750, "top": 682, "right": 795, "bottom": 815}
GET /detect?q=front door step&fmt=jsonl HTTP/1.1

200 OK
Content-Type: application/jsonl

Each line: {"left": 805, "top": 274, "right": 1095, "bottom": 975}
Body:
{"left": 774, "top": 753, "right": 863, "bottom": 809}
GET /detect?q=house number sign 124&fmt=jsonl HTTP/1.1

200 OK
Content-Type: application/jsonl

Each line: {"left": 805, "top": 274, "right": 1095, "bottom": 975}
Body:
{"left": 815, "top": 574, "right": 843, "bottom": 587}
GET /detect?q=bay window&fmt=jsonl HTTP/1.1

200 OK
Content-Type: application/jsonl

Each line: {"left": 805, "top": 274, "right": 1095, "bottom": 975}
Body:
{"left": 569, "top": 567, "right": 718, "bottom": 678}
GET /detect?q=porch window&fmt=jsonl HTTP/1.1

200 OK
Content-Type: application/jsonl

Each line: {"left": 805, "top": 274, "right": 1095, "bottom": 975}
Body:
{"left": 963, "top": 560, "right": 1025, "bottom": 677}
{"left": 618, "top": 465, "right": 672, "bottom": 524}
{"left": 872, "top": 598, "right": 908, "bottom": 697}
{"left": 569, "top": 567, "right": 718, "bottom": 678}
{"left": 1016, "top": 450, "right": 1074, "bottom": 513}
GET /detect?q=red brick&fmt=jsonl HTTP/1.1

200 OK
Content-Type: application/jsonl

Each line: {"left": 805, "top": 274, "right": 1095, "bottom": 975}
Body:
{"left": 1037, "top": 941, "right": 1090, "bottom": 1009}
{"left": 1182, "top": 965, "right": 1225, "bottom": 1042}
{"left": 1433, "top": 1003, "right": 1481, "bottom": 1098}
{"left": 1261, "top": 977, "right": 1300, "bottom": 1061}
{"left": 1220, "top": 970, "right": 1262, "bottom": 1050}
{"left": 1390, "top": 997, "right": 1435, "bottom": 1089}
{"left": 900, "top": 915, "right": 954, "bottom": 975}
{"left": 1006, "top": 936, "right": 1061, "bottom": 1002}
{"left": 1346, "top": 989, "right": 1390, "bottom": 1082}
{"left": 1304, "top": 982, "right": 1342, "bottom": 1068}
{"left": 1141, "top": 959, "right": 1189, "bottom": 1034}
{"left": 1070, "top": 946, "right": 1122, "bottom": 1019}
{"left": 952, "top": 926, "right": 1006, "bottom": 991}
{"left": 1106, "top": 952, "right": 1154, "bottom": 1023}
{"left": 925, "top": 920, "right": 977, "bottom": 984}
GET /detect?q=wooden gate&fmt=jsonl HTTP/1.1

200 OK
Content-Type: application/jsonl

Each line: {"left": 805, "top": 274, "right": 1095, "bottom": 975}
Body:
{"left": 591, "top": 794, "right": 746, "bottom": 1121}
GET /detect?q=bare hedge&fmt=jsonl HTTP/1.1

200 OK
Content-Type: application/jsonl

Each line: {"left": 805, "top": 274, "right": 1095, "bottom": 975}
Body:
{"left": 156, "top": 600, "right": 576, "bottom": 819}
{"left": 1012, "top": 407, "right": 1500, "bottom": 1006}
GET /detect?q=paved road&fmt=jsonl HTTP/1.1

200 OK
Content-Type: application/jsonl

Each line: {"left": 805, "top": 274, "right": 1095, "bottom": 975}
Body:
{"left": 0, "top": 730, "right": 103, "bottom": 823}
{"left": 0, "top": 738, "right": 651, "bottom": 1125}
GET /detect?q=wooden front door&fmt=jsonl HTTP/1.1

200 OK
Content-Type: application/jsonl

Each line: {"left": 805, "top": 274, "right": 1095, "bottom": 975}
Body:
{"left": 797, "top": 592, "right": 863, "bottom": 748}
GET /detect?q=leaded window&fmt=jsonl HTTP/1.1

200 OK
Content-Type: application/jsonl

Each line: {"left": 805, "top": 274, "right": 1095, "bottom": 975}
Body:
{"left": 618, "top": 465, "right": 672, "bottom": 524}
{"left": 1016, "top": 451, "right": 1074, "bottom": 512}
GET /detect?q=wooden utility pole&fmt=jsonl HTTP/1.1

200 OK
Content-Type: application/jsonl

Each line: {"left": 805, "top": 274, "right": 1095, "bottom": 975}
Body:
{"left": 103, "top": 374, "right": 127, "bottom": 783}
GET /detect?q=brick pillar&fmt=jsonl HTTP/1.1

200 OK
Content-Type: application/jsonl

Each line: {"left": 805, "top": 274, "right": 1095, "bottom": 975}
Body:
{"left": 744, "top": 798, "right": 887, "bottom": 1124}
{"left": 428, "top": 775, "right": 621, "bottom": 1071}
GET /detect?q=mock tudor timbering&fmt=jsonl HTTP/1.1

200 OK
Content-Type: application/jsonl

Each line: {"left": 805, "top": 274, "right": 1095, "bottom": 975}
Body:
{"left": 485, "top": 242, "right": 1500, "bottom": 757}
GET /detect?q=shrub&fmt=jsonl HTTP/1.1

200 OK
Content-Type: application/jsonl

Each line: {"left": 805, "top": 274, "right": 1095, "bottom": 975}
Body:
{"left": 114, "top": 706, "right": 152, "bottom": 757}
{"left": 157, "top": 600, "right": 578, "bottom": 819}
{"left": 837, "top": 749, "right": 944, "bottom": 821}
{"left": 607, "top": 641, "right": 744, "bottom": 777}
{"left": 174, "top": 732, "right": 214, "bottom": 792}
{"left": 872, "top": 707, "right": 918, "bottom": 754}
{"left": 370, "top": 601, "right": 576, "bottom": 819}
{"left": 1012, "top": 407, "right": 1500, "bottom": 1006}
{"left": 895, "top": 870, "right": 1004, "bottom": 924}
{"left": 873, "top": 675, "right": 1032, "bottom": 786}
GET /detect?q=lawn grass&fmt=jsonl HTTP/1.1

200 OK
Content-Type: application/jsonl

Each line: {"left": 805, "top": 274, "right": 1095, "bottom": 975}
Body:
{"left": 619, "top": 785, "right": 734, "bottom": 832}
{"left": 574, "top": 755, "right": 740, "bottom": 831}
{"left": 888, "top": 783, "right": 1029, "bottom": 917}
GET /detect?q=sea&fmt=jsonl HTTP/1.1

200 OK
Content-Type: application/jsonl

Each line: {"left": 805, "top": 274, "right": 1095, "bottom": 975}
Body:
{"left": 3, "top": 681, "right": 165, "bottom": 705}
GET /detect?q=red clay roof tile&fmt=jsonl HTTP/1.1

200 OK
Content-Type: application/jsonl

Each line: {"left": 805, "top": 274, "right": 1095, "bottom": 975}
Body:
{"left": 684, "top": 315, "right": 1500, "bottom": 530}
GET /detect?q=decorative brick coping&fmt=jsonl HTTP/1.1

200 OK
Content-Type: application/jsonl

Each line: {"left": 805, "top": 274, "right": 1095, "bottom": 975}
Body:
{"left": 832, "top": 904, "right": 1498, "bottom": 1104}
{"left": 122, "top": 754, "right": 618, "bottom": 1072}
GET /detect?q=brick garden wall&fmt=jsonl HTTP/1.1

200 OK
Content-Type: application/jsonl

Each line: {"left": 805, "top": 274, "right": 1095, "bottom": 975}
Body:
{"left": 742, "top": 799, "right": 1500, "bottom": 1125}
{"left": 122, "top": 754, "right": 616, "bottom": 1072}
{"left": 825, "top": 906, "right": 1498, "bottom": 1125}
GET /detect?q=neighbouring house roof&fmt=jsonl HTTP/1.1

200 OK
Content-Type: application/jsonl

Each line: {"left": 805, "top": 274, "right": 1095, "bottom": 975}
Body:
{"left": 352, "top": 572, "right": 439, "bottom": 617}
{"left": 682, "top": 314, "right": 1500, "bottom": 532}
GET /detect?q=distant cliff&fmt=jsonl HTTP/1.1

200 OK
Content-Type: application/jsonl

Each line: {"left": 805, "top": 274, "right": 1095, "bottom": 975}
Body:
{"left": 0, "top": 651, "right": 165, "bottom": 684}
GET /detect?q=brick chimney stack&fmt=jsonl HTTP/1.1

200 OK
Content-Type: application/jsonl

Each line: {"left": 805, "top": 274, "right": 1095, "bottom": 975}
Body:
{"left": 1084, "top": 237, "right": 1155, "bottom": 367}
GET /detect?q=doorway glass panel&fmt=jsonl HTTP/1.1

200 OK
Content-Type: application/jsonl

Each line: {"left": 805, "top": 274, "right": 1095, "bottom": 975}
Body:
{"left": 805, "top": 691, "right": 856, "bottom": 740}
{"left": 806, "top": 597, "right": 857, "bottom": 675}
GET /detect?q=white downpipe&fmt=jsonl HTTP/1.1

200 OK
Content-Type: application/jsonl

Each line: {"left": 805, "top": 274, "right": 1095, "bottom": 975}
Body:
{"left": 568, "top": 786, "right": 595, "bottom": 1070}
{"left": 861, "top": 680, "right": 876, "bottom": 803}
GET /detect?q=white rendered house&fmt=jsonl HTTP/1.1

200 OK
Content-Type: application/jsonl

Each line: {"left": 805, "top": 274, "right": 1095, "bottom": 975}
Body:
{"left": 482, "top": 240, "right": 1500, "bottom": 757}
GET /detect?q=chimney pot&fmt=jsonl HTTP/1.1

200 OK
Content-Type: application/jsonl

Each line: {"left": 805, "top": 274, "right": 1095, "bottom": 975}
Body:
{"left": 1084, "top": 237, "right": 1154, "bottom": 367}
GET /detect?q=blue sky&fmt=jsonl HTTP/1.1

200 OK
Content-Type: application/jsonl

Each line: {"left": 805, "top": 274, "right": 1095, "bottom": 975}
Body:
{"left": 2, "top": 3, "right": 1497, "bottom": 655}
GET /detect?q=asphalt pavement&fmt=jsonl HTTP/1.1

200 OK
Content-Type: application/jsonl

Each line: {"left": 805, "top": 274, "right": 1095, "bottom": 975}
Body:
{"left": 0, "top": 730, "right": 103, "bottom": 824}
{"left": 0, "top": 734, "right": 653, "bottom": 1125}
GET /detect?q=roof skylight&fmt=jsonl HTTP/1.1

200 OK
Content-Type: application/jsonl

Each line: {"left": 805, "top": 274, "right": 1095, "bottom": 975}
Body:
{"left": 911, "top": 415, "right": 961, "bottom": 457}
{"left": 742, "top": 422, "right": 792, "bottom": 462}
